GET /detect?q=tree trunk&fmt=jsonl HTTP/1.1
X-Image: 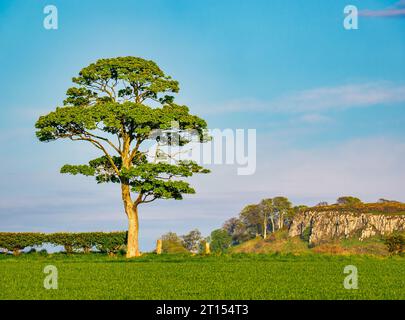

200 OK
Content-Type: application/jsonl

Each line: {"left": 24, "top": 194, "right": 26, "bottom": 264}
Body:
{"left": 278, "top": 213, "right": 282, "bottom": 230}
{"left": 263, "top": 215, "right": 267, "bottom": 239}
{"left": 126, "top": 207, "right": 140, "bottom": 258}
{"left": 64, "top": 245, "right": 73, "bottom": 254}
{"left": 127, "top": 214, "right": 139, "bottom": 257}
{"left": 279, "top": 212, "right": 284, "bottom": 229}
{"left": 121, "top": 183, "right": 140, "bottom": 258}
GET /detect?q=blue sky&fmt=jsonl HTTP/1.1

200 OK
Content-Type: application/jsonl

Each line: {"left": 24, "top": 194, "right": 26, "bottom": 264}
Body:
{"left": 1, "top": 0, "right": 405, "bottom": 250}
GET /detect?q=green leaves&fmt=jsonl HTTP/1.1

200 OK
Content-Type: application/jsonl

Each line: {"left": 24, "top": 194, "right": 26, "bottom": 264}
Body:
{"left": 61, "top": 156, "right": 123, "bottom": 183}
{"left": 35, "top": 102, "right": 208, "bottom": 142}
{"left": 61, "top": 157, "right": 209, "bottom": 202}
{"left": 35, "top": 105, "right": 98, "bottom": 142}
{"left": 122, "top": 161, "right": 209, "bottom": 180}
{"left": 64, "top": 87, "right": 97, "bottom": 106}
{"left": 0, "top": 233, "right": 46, "bottom": 253}
{"left": 122, "top": 161, "right": 209, "bottom": 201}
{"left": 210, "top": 229, "right": 232, "bottom": 253}
{"left": 60, "top": 164, "right": 95, "bottom": 176}
{"left": 138, "top": 180, "right": 195, "bottom": 201}
{"left": 48, "top": 232, "right": 127, "bottom": 254}
{"left": 67, "top": 56, "right": 179, "bottom": 105}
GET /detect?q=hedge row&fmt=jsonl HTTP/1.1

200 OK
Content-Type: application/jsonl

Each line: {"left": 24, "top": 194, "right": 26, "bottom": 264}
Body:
{"left": 0, "top": 232, "right": 127, "bottom": 255}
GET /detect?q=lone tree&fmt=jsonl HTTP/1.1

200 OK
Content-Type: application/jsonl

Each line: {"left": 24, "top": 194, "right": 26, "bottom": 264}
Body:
{"left": 336, "top": 196, "right": 362, "bottom": 206}
{"left": 35, "top": 57, "right": 210, "bottom": 258}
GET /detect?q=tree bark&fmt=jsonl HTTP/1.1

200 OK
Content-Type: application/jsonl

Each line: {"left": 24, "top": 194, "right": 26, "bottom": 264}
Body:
{"left": 121, "top": 183, "right": 140, "bottom": 258}
{"left": 279, "top": 212, "right": 284, "bottom": 229}
{"left": 127, "top": 212, "right": 140, "bottom": 258}
{"left": 263, "top": 215, "right": 267, "bottom": 239}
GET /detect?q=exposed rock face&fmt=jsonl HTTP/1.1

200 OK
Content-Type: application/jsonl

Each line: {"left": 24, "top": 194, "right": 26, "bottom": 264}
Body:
{"left": 289, "top": 211, "right": 405, "bottom": 245}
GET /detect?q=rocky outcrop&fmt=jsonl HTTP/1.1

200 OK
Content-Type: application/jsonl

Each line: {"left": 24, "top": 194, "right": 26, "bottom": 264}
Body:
{"left": 289, "top": 211, "right": 405, "bottom": 245}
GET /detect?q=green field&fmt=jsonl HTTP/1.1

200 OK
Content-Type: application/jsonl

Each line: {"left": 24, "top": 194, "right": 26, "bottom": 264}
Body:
{"left": 0, "top": 253, "right": 404, "bottom": 300}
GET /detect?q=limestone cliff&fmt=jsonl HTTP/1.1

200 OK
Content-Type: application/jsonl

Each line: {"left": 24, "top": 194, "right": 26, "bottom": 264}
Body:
{"left": 289, "top": 211, "right": 405, "bottom": 245}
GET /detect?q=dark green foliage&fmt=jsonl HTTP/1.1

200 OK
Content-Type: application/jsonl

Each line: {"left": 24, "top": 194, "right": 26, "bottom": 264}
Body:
{"left": 239, "top": 204, "right": 265, "bottom": 238}
{"left": 48, "top": 232, "right": 127, "bottom": 254}
{"left": 198, "top": 239, "right": 209, "bottom": 254}
{"left": 210, "top": 229, "right": 232, "bottom": 253}
{"left": 65, "top": 56, "right": 179, "bottom": 106}
{"left": 0, "top": 232, "right": 127, "bottom": 255}
{"left": 0, "top": 233, "right": 46, "bottom": 255}
{"left": 74, "top": 232, "right": 103, "bottom": 253}
{"left": 48, "top": 233, "right": 78, "bottom": 253}
{"left": 121, "top": 160, "right": 209, "bottom": 200}
{"left": 385, "top": 233, "right": 404, "bottom": 254}
{"left": 160, "top": 232, "right": 188, "bottom": 254}
{"left": 50, "top": 232, "right": 110, "bottom": 253}
{"left": 301, "top": 226, "right": 312, "bottom": 243}
{"left": 36, "top": 102, "right": 208, "bottom": 144}
{"left": 38, "top": 249, "right": 48, "bottom": 256}
{"left": 162, "top": 241, "right": 189, "bottom": 254}
{"left": 336, "top": 196, "right": 363, "bottom": 206}
{"left": 95, "top": 232, "right": 127, "bottom": 254}
{"left": 222, "top": 217, "right": 252, "bottom": 245}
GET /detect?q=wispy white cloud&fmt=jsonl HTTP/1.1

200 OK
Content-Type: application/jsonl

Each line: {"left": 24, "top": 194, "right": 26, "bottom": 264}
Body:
{"left": 360, "top": 0, "right": 405, "bottom": 18}
{"left": 200, "top": 82, "right": 405, "bottom": 115}
{"left": 273, "top": 82, "right": 405, "bottom": 112}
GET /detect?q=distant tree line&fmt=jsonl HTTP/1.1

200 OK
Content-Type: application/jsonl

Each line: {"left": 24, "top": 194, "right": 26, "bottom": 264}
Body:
{"left": 159, "top": 195, "right": 404, "bottom": 253}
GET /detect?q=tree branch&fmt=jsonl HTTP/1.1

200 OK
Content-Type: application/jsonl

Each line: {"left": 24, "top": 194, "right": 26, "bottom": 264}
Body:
{"left": 71, "top": 135, "right": 121, "bottom": 176}
{"left": 141, "top": 193, "right": 157, "bottom": 204}
{"left": 83, "top": 130, "right": 122, "bottom": 155}
{"left": 129, "top": 137, "right": 143, "bottom": 161}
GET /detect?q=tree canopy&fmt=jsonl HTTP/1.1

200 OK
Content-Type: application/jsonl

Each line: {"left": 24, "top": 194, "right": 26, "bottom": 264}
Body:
{"left": 336, "top": 196, "right": 362, "bottom": 206}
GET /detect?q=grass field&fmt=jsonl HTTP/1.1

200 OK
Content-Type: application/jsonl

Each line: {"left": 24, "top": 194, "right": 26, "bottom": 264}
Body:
{"left": 1, "top": 253, "right": 404, "bottom": 300}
